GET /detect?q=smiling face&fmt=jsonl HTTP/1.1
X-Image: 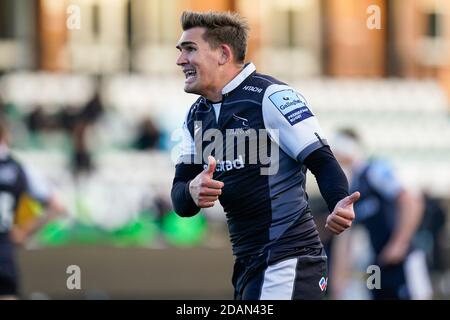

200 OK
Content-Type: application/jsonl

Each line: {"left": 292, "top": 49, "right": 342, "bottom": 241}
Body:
{"left": 176, "top": 27, "right": 223, "bottom": 99}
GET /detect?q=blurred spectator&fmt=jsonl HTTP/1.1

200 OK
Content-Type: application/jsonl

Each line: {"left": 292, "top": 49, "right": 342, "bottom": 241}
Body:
{"left": 26, "top": 106, "right": 47, "bottom": 133}
{"left": 330, "top": 128, "right": 433, "bottom": 300}
{"left": 58, "top": 106, "right": 80, "bottom": 133}
{"left": 67, "top": 90, "right": 104, "bottom": 176}
{"left": 0, "top": 120, "right": 66, "bottom": 299}
{"left": 79, "top": 91, "right": 104, "bottom": 124}
{"left": 71, "top": 121, "right": 93, "bottom": 175}
{"left": 132, "top": 117, "right": 161, "bottom": 150}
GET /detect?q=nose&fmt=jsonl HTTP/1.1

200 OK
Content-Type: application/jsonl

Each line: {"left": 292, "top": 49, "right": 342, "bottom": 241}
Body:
{"left": 176, "top": 51, "right": 187, "bottom": 66}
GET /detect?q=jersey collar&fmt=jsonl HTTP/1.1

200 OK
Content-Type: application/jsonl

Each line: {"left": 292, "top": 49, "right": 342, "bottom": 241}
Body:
{"left": 221, "top": 62, "right": 256, "bottom": 96}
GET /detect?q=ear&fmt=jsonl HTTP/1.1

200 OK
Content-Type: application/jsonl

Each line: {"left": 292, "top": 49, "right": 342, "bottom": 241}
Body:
{"left": 218, "top": 44, "right": 233, "bottom": 65}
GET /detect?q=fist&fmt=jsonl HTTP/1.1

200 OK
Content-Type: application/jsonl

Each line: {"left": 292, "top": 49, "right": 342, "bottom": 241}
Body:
{"left": 189, "top": 156, "right": 224, "bottom": 208}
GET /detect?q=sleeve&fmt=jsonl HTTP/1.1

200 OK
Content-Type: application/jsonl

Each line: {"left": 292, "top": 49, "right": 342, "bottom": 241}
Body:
{"left": 262, "top": 84, "right": 328, "bottom": 162}
{"left": 366, "top": 160, "right": 403, "bottom": 200}
{"left": 171, "top": 163, "right": 203, "bottom": 217}
{"left": 170, "top": 105, "right": 203, "bottom": 217}
{"left": 304, "top": 146, "right": 349, "bottom": 212}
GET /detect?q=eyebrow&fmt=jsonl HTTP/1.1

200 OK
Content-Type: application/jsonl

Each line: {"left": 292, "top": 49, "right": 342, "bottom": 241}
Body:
{"left": 176, "top": 41, "right": 197, "bottom": 50}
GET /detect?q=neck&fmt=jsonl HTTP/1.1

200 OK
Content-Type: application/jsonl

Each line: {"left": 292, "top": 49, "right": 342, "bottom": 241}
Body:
{"left": 203, "top": 90, "right": 223, "bottom": 102}
{"left": 204, "top": 63, "right": 244, "bottom": 102}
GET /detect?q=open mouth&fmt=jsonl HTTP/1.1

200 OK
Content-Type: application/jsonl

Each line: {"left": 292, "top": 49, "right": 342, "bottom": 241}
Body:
{"left": 183, "top": 68, "right": 197, "bottom": 81}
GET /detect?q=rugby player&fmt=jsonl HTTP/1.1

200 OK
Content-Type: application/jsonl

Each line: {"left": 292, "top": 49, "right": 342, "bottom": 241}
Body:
{"left": 171, "top": 11, "right": 359, "bottom": 300}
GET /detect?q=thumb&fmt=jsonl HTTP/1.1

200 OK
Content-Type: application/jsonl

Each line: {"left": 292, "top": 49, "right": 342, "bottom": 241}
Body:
{"left": 205, "top": 156, "right": 216, "bottom": 176}
{"left": 341, "top": 191, "right": 360, "bottom": 207}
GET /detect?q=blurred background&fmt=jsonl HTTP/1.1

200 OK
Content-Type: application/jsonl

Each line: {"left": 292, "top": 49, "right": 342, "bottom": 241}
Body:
{"left": 0, "top": 0, "right": 449, "bottom": 299}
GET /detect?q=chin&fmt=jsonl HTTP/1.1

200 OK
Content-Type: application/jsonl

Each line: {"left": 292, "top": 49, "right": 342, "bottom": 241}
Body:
{"left": 184, "top": 84, "right": 200, "bottom": 95}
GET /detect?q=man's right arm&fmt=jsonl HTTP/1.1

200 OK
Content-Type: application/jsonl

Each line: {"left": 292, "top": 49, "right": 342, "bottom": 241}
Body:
{"left": 171, "top": 162, "right": 203, "bottom": 217}
{"left": 171, "top": 103, "right": 224, "bottom": 216}
{"left": 171, "top": 156, "right": 224, "bottom": 216}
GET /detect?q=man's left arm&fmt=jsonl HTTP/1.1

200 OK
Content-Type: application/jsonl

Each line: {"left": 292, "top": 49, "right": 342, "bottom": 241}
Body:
{"left": 304, "top": 146, "right": 360, "bottom": 234}
{"left": 262, "top": 84, "right": 359, "bottom": 235}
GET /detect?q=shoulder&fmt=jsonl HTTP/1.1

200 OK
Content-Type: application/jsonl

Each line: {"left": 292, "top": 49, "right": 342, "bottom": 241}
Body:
{"left": 258, "top": 74, "right": 308, "bottom": 109}
{"left": 247, "top": 73, "right": 287, "bottom": 98}
{"left": 261, "top": 81, "right": 312, "bottom": 126}
{"left": 228, "top": 72, "right": 287, "bottom": 100}
{"left": 252, "top": 72, "right": 286, "bottom": 87}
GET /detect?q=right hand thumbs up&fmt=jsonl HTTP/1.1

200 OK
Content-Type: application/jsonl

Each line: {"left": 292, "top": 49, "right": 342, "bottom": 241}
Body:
{"left": 188, "top": 156, "right": 224, "bottom": 208}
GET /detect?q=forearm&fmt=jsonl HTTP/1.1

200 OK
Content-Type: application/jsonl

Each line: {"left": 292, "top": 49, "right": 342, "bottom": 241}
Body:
{"left": 171, "top": 163, "right": 203, "bottom": 217}
{"left": 20, "top": 215, "right": 50, "bottom": 237}
{"left": 171, "top": 180, "right": 200, "bottom": 217}
{"left": 304, "top": 146, "right": 350, "bottom": 212}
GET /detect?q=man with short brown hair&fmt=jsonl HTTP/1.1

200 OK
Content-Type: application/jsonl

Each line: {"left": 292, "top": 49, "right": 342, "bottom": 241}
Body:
{"left": 171, "top": 11, "right": 359, "bottom": 300}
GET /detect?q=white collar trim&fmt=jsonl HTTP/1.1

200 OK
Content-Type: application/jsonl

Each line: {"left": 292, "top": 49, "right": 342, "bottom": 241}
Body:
{"left": 221, "top": 62, "right": 256, "bottom": 95}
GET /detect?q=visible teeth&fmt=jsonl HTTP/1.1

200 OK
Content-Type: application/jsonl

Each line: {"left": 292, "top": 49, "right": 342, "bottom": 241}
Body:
{"left": 184, "top": 70, "right": 196, "bottom": 78}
